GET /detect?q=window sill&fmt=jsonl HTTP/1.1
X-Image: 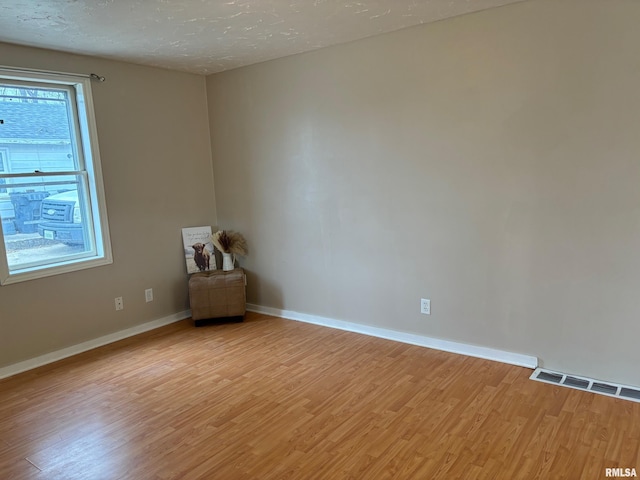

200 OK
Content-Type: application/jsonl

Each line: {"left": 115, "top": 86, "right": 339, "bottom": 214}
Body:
{"left": 0, "top": 254, "right": 113, "bottom": 285}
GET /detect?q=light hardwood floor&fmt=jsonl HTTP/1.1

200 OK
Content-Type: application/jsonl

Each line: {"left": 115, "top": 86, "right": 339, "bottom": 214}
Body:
{"left": 1, "top": 312, "right": 639, "bottom": 479}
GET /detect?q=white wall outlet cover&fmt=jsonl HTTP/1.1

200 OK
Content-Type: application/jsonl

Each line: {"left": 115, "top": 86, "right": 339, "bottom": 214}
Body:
{"left": 421, "top": 298, "right": 431, "bottom": 315}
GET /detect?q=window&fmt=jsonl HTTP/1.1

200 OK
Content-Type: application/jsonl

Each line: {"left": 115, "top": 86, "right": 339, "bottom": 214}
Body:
{"left": 0, "top": 68, "right": 112, "bottom": 284}
{"left": 0, "top": 150, "right": 7, "bottom": 193}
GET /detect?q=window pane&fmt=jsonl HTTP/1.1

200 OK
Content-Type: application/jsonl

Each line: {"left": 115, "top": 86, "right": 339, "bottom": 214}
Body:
{"left": 0, "top": 84, "right": 79, "bottom": 173}
{"left": 0, "top": 152, "right": 6, "bottom": 193}
{"left": 0, "top": 175, "right": 95, "bottom": 272}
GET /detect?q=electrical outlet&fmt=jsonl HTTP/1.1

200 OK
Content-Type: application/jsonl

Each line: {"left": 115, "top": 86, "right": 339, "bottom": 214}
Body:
{"left": 145, "top": 288, "right": 153, "bottom": 303}
{"left": 115, "top": 296, "right": 124, "bottom": 311}
{"left": 420, "top": 298, "right": 431, "bottom": 315}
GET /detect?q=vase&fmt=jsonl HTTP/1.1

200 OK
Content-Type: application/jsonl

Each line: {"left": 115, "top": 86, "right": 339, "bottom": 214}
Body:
{"left": 222, "top": 252, "right": 234, "bottom": 271}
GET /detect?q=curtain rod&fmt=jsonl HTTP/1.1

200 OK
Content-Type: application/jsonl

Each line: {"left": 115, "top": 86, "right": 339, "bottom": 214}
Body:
{"left": 0, "top": 65, "right": 105, "bottom": 82}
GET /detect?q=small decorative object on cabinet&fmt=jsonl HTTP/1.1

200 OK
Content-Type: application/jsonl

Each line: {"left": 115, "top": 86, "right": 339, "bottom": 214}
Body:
{"left": 188, "top": 268, "right": 246, "bottom": 327}
{"left": 211, "top": 230, "right": 248, "bottom": 271}
{"left": 221, "top": 252, "right": 234, "bottom": 271}
{"left": 181, "top": 226, "right": 215, "bottom": 273}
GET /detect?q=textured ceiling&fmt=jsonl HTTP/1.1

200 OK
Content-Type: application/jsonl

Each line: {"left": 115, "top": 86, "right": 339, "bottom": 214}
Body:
{"left": 0, "top": 0, "right": 527, "bottom": 75}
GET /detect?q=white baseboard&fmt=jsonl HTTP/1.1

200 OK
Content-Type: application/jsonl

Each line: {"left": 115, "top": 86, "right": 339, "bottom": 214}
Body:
{"left": 0, "top": 310, "right": 192, "bottom": 380}
{"left": 0, "top": 306, "right": 538, "bottom": 381}
{"left": 247, "top": 304, "right": 538, "bottom": 369}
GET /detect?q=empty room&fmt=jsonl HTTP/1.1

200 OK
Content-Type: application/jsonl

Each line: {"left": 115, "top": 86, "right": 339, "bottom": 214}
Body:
{"left": 1, "top": 0, "right": 640, "bottom": 478}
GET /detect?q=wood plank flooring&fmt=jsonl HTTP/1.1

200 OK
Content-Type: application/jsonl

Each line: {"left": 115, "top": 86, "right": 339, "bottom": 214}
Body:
{"left": 0, "top": 312, "right": 639, "bottom": 479}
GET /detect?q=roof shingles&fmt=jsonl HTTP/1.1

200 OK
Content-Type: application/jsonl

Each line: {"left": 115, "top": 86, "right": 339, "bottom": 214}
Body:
{"left": 0, "top": 101, "right": 71, "bottom": 141}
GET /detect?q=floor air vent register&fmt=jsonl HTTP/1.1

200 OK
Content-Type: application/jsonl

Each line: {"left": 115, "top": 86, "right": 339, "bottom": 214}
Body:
{"left": 530, "top": 368, "right": 640, "bottom": 403}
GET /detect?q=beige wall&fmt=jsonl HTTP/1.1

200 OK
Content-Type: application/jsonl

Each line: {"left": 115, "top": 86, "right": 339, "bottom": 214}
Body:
{"left": 207, "top": 0, "right": 640, "bottom": 386}
{"left": 0, "top": 43, "right": 216, "bottom": 367}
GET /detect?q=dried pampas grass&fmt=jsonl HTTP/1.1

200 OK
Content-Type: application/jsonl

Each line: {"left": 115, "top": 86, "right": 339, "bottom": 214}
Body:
{"left": 211, "top": 230, "right": 248, "bottom": 256}
{"left": 212, "top": 230, "right": 232, "bottom": 253}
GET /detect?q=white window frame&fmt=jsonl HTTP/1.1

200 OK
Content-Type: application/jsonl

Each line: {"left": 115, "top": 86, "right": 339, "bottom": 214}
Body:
{"left": 0, "top": 67, "right": 112, "bottom": 285}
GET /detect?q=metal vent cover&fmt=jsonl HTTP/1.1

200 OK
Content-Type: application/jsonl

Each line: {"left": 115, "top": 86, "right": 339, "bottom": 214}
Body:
{"left": 530, "top": 368, "right": 640, "bottom": 403}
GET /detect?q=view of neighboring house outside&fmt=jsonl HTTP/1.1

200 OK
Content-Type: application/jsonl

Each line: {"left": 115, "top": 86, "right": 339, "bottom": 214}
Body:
{"left": 0, "top": 150, "right": 6, "bottom": 191}
{"left": 0, "top": 85, "right": 96, "bottom": 280}
{"left": 0, "top": 96, "right": 75, "bottom": 235}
